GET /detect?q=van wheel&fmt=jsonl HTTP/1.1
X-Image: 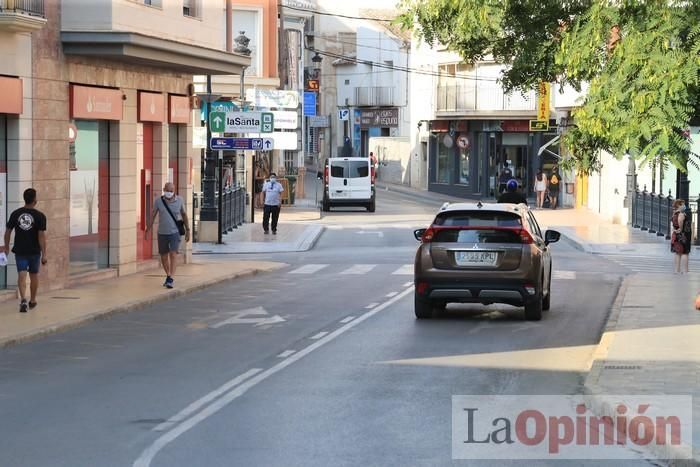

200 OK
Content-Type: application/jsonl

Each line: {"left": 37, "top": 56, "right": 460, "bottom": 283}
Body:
{"left": 414, "top": 294, "right": 433, "bottom": 319}
{"left": 524, "top": 292, "right": 543, "bottom": 321}
{"left": 367, "top": 199, "right": 376, "bottom": 212}
{"left": 322, "top": 198, "right": 330, "bottom": 212}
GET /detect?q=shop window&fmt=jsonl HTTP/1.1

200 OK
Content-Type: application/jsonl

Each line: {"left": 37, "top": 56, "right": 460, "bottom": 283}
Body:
{"left": 436, "top": 135, "right": 452, "bottom": 184}
{"left": 70, "top": 120, "right": 110, "bottom": 275}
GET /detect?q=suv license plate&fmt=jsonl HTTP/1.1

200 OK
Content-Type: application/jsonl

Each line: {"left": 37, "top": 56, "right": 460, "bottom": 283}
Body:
{"left": 455, "top": 251, "right": 497, "bottom": 266}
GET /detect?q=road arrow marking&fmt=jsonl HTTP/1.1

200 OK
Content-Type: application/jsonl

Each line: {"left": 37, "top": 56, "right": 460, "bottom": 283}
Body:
{"left": 209, "top": 307, "right": 285, "bottom": 329}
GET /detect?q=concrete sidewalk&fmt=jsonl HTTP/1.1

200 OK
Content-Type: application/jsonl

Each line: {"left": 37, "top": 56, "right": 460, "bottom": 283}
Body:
{"left": 0, "top": 260, "right": 285, "bottom": 348}
{"left": 584, "top": 273, "right": 700, "bottom": 464}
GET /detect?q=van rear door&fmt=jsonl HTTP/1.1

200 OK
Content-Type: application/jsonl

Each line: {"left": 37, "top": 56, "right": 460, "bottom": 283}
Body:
{"left": 328, "top": 159, "right": 349, "bottom": 200}
{"left": 346, "top": 159, "right": 372, "bottom": 199}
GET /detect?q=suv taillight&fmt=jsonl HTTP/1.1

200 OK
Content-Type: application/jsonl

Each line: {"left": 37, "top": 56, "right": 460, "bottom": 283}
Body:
{"left": 518, "top": 229, "right": 534, "bottom": 244}
{"left": 422, "top": 227, "right": 436, "bottom": 243}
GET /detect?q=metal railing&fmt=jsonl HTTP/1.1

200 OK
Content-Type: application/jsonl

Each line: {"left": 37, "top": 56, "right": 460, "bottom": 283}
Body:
{"left": 218, "top": 185, "right": 246, "bottom": 235}
{"left": 631, "top": 186, "right": 674, "bottom": 239}
{"left": 0, "top": 0, "right": 44, "bottom": 16}
{"left": 436, "top": 83, "right": 536, "bottom": 113}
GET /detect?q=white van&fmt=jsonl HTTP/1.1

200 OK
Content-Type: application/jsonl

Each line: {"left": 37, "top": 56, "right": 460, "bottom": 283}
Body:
{"left": 322, "top": 157, "right": 375, "bottom": 212}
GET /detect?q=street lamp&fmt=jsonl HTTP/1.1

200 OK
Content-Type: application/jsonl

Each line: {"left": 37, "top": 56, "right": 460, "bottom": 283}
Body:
{"left": 311, "top": 51, "right": 324, "bottom": 207}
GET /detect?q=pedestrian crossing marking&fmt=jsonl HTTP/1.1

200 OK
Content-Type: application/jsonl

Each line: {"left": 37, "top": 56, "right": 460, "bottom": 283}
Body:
{"left": 289, "top": 264, "right": 329, "bottom": 274}
{"left": 552, "top": 270, "right": 576, "bottom": 280}
{"left": 392, "top": 264, "right": 413, "bottom": 275}
{"left": 340, "top": 264, "right": 377, "bottom": 275}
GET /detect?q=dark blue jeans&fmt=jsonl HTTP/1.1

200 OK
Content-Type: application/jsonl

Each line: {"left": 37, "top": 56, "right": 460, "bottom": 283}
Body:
{"left": 263, "top": 205, "right": 280, "bottom": 232}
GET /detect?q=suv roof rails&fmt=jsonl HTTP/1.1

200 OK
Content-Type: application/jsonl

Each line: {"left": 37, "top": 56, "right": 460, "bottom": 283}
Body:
{"left": 440, "top": 202, "right": 450, "bottom": 211}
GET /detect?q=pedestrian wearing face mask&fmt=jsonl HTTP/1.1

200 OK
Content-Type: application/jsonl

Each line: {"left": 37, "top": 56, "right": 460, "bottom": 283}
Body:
{"left": 147, "top": 182, "right": 190, "bottom": 288}
{"left": 671, "top": 199, "right": 691, "bottom": 274}
{"left": 262, "top": 173, "right": 284, "bottom": 235}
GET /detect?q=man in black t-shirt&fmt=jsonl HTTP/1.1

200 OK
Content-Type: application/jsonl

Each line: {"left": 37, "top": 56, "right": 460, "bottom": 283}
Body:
{"left": 2, "top": 188, "right": 47, "bottom": 313}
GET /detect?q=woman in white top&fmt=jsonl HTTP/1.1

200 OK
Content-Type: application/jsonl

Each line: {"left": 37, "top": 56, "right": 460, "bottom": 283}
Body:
{"left": 534, "top": 169, "right": 548, "bottom": 209}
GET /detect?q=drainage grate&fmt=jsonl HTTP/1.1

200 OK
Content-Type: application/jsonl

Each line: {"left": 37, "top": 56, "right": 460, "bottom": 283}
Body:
{"left": 604, "top": 365, "right": 642, "bottom": 370}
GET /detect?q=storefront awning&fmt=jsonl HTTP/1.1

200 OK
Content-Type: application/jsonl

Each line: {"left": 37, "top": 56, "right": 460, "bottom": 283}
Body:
{"left": 61, "top": 32, "right": 251, "bottom": 75}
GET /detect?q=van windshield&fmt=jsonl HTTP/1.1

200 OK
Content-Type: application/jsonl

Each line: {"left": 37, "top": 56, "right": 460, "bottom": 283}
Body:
{"left": 330, "top": 161, "right": 369, "bottom": 179}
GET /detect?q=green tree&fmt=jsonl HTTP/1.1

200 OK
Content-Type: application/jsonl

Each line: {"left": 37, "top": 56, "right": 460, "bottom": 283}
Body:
{"left": 399, "top": 0, "right": 700, "bottom": 175}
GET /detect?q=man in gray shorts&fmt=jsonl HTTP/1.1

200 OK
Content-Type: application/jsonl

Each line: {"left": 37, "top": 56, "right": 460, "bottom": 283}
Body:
{"left": 146, "top": 182, "right": 190, "bottom": 288}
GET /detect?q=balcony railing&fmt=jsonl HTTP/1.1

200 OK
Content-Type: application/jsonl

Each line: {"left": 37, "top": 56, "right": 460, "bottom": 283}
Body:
{"left": 354, "top": 86, "right": 395, "bottom": 107}
{"left": 437, "top": 83, "right": 536, "bottom": 113}
{"left": 0, "top": 0, "right": 44, "bottom": 16}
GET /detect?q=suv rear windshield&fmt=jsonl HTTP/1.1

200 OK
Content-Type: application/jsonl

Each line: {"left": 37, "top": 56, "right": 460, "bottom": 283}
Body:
{"left": 330, "top": 161, "right": 369, "bottom": 179}
{"left": 433, "top": 211, "right": 522, "bottom": 227}
{"left": 433, "top": 229, "right": 522, "bottom": 243}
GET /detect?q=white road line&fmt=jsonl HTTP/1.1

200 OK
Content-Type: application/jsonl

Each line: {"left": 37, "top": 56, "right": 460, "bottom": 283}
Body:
{"left": 392, "top": 264, "right": 413, "bottom": 275}
{"left": 340, "top": 264, "right": 377, "bottom": 275}
{"left": 310, "top": 331, "right": 329, "bottom": 340}
{"left": 386, "top": 292, "right": 399, "bottom": 298}
{"left": 289, "top": 264, "right": 329, "bottom": 274}
{"left": 403, "top": 281, "right": 413, "bottom": 287}
{"left": 133, "top": 287, "right": 414, "bottom": 467}
{"left": 340, "top": 316, "right": 355, "bottom": 323}
{"left": 277, "top": 350, "right": 296, "bottom": 358}
{"left": 552, "top": 270, "right": 576, "bottom": 280}
{"left": 365, "top": 303, "right": 379, "bottom": 309}
{"left": 152, "top": 368, "right": 262, "bottom": 433}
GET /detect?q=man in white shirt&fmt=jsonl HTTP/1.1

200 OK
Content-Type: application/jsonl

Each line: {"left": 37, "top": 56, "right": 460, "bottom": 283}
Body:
{"left": 262, "top": 173, "right": 284, "bottom": 235}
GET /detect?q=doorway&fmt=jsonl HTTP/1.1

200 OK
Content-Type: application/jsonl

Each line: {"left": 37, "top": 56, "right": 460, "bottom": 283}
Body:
{"left": 137, "top": 123, "right": 154, "bottom": 261}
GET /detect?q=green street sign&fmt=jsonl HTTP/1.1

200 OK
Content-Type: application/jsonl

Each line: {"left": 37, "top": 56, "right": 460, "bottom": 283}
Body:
{"left": 261, "top": 112, "right": 274, "bottom": 133}
{"left": 529, "top": 119, "right": 549, "bottom": 131}
{"left": 209, "top": 112, "right": 226, "bottom": 133}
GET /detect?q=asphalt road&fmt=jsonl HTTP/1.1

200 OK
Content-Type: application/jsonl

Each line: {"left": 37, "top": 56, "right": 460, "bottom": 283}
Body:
{"left": 0, "top": 190, "right": 650, "bottom": 466}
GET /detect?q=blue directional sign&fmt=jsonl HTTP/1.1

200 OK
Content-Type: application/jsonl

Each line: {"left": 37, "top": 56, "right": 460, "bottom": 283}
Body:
{"left": 303, "top": 92, "right": 317, "bottom": 116}
{"left": 210, "top": 137, "right": 274, "bottom": 151}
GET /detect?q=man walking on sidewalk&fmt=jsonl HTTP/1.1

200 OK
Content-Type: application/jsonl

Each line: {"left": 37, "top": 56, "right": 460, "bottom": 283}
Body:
{"left": 2, "top": 188, "right": 47, "bottom": 312}
{"left": 262, "top": 173, "right": 284, "bottom": 235}
{"left": 147, "top": 182, "right": 190, "bottom": 289}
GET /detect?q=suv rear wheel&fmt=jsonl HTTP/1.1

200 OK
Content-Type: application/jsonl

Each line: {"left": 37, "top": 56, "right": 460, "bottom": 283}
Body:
{"left": 414, "top": 293, "right": 433, "bottom": 319}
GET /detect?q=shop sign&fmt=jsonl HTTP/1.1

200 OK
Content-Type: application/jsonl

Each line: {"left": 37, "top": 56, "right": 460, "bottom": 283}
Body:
{"left": 529, "top": 120, "right": 549, "bottom": 131}
{"left": 245, "top": 89, "right": 300, "bottom": 109}
{"left": 138, "top": 92, "right": 165, "bottom": 123}
{"left": 0, "top": 77, "right": 22, "bottom": 115}
{"left": 309, "top": 115, "right": 329, "bottom": 128}
{"left": 271, "top": 110, "right": 299, "bottom": 130}
{"left": 431, "top": 120, "right": 449, "bottom": 132}
{"left": 70, "top": 85, "right": 123, "bottom": 120}
{"left": 359, "top": 108, "right": 399, "bottom": 128}
{"left": 537, "top": 82, "right": 551, "bottom": 121}
{"left": 169, "top": 95, "right": 190, "bottom": 124}
{"left": 306, "top": 79, "right": 319, "bottom": 91}
{"left": 500, "top": 120, "right": 530, "bottom": 132}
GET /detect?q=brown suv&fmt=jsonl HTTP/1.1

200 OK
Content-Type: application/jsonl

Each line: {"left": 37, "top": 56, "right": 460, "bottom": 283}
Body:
{"left": 413, "top": 202, "right": 560, "bottom": 321}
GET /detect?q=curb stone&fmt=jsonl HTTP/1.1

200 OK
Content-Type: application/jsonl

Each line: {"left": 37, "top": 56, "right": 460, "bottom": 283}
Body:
{"left": 0, "top": 263, "right": 287, "bottom": 349}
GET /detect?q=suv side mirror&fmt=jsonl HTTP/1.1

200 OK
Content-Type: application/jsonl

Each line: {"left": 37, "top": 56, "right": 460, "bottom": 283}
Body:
{"left": 414, "top": 228, "right": 426, "bottom": 242}
{"left": 544, "top": 229, "right": 561, "bottom": 245}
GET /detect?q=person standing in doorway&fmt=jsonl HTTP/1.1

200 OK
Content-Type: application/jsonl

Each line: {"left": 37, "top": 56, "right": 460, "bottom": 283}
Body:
{"left": 2, "top": 188, "right": 47, "bottom": 313}
{"left": 534, "top": 169, "right": 548, "bottom": 209}
{"left": 262, "top": 173, "right": 284, "bottom": 235}
{"left": 671, "top": 199, "right": 691, "bottom": 274}
{"left": 147, "top": 182, "right": 190, "bottom": 289}
{"left": 548, "top": 165, "right": 561, "bottom": 209}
